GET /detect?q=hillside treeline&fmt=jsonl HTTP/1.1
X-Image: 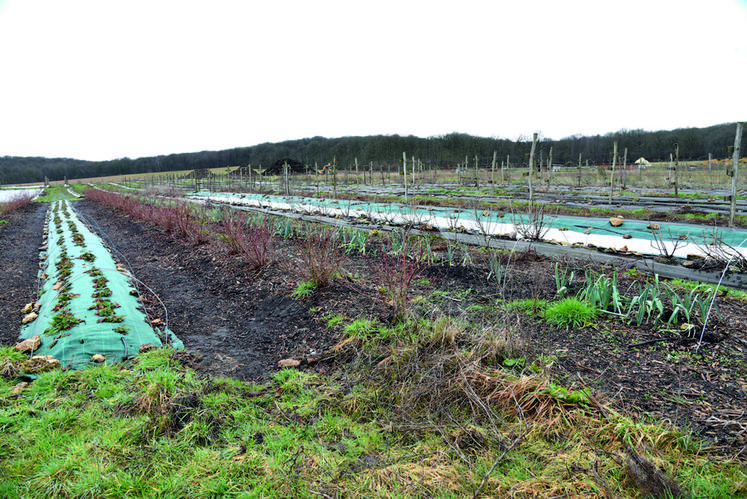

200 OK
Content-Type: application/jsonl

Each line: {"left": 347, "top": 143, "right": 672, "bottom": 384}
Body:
{"left": 0, "top": 122, "right": 743, "bottom": 184}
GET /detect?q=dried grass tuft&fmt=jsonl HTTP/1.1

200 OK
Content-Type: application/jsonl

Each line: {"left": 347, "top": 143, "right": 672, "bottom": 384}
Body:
{"left": 624, "top": 443, "right": 691, "bottom": 499}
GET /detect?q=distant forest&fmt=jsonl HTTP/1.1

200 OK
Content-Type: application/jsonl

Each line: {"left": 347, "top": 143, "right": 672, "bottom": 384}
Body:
{"left": 0, "top": 122, "right": 743, "bottom": 185}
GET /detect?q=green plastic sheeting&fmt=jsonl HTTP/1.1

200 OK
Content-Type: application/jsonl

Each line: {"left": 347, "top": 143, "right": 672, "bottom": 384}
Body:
{"left": 19, "top": 200, "right": 182, "bottom": 369}
{"left": 189, "top": 191, "right": 747, "bottom": 247}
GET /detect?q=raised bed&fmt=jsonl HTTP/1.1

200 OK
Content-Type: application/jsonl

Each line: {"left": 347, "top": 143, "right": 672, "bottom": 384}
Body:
{"left": 18, "top": 200, "right": 182, "bottom": 370}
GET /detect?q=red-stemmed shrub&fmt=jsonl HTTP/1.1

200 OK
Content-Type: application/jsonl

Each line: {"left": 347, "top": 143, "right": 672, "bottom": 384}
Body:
{"left": 368, "top": 230, "right": 429, "bottom": 323}
{"left": 293, "top": 225, "right": 347, "bottom": 287}
{"left": 217, "top": 210, "right": 249, "bottom": 255}
{"left": 0, "top": 191, "right": 36, "bottom": 217}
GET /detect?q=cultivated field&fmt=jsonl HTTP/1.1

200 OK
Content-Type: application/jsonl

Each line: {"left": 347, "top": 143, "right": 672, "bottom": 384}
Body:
{"left": 1, "top": 179, "right": 746, "bottom": 497}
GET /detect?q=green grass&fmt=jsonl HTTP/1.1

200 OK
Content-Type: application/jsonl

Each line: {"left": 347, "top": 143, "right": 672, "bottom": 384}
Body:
{"left": 290, "top": 280, "right": 316, "bottom": 299}
{"left": 68, "top": 183, "right": 89, "bottom": 195}
{"left": 34, "top": 185, "right": 81, "bottom": 202}
{"left": 505, "top": 297, "right": 548, "bottom": 316}
{"left": 543, "top": 297, "right": 600, "bottom": 329}
{"left": 668, "top": 278, "right": 747, "bottom": 301}
{"left": 1, "top": 323, "right": 745, "bottom": 497}
{"left": 325, "top": 313, "right": 345, "bottom": 329}
{"left": 344, "top": 317, "right": 379, "bottom": 339}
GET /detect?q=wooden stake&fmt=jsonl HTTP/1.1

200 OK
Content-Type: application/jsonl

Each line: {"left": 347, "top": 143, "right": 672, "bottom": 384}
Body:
{"left": 608, "top": 141, "right": 617, "bottom": 205}
{"left": 403, "top": 151, "right": 408, "bottom": 204}
{"left": 412, "top": 155, "right": 416, "bottom": 186}
{"left": 491, "top": 150, "right": 497, "bottom": 195}
{"left": 528, "top": 133, "right": 537, "bottom": 211}
{"left": 674, "top": 143, "right": 679, "bottom": 197}
{"left": 474, "top": 155, "right": 479, "bottom": 188}
{"left": 332, "top": 156, "right": 337, "bottom": 199}
{"left": 283, "top": 161, "right": 289, "bottom": 195}
{"left": 730, "top": 122, "right": 743, "bottom": 226}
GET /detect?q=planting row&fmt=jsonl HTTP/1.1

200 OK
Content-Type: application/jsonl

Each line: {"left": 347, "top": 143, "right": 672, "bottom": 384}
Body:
{"left": 0, "top": 189, "right": 38, "bottom": 218}
{"left": 187, "top": 190, "right": 747, "bottom": 261}
{"left": 85, "top": 189, "right": 729, "bottom": 334}
{"left": 18, "top": 200, "right": 182, "bottom": 371}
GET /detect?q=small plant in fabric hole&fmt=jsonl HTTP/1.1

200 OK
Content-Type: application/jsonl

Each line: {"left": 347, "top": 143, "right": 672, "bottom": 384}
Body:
{"left": 43, "top": 309, "right": 83, "bottom": 336}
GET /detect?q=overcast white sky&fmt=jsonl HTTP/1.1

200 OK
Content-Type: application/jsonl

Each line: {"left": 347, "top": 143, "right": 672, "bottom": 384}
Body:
{"left": 0, "top": 0, "right": 745, "bottom": 161}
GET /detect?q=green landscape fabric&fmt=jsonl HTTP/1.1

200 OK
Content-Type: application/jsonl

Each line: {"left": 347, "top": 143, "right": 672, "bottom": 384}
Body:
{"left": 190, "top": 191, "right": 747, "bottom": 247}
{"left": 19, "top": 200, "right": 182, "bottom": 369}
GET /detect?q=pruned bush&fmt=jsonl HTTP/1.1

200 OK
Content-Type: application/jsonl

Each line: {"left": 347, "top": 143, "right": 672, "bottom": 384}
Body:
{"left": 511, "top": 203, "right": 554, "bottom": 241}
{"left": 150, "top": 205, "right": 178, "bottom": 233}
{"left": 239, "top": 220, "right": 275, "bottom": 270}
{"left": 217, "top": 210, "right": 249, "bottom": 255}
{"left": 294, "top": 225, "right": 346, "bottom": 287}
{"left": 368, "top": 230, "right": 428, "bottom": 323}
{"left": 697, "top": 226, "right": 747, "bottom": 271}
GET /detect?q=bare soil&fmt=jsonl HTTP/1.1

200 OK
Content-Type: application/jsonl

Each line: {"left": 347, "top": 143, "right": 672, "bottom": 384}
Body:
{"left": 0, "top": 203, "right": 47, "bottom": 343}
{"left": 2, "top": 199, "right": 746, "bottom": 457}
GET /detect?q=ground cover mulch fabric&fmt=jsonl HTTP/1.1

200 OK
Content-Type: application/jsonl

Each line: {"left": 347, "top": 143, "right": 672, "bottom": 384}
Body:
{"left": 2, "top": 199, "right": 746, "bottom": 457}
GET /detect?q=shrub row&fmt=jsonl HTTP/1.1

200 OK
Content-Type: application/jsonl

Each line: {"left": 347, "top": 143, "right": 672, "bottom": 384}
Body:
{"left": 85, "top": 189, "right": 433, "bottom": 321}
{"left": 86, "top": 188, "right": 279, "bottom": 270}
{"left": 0, "top": 191, "right": 36, "bottom": 218}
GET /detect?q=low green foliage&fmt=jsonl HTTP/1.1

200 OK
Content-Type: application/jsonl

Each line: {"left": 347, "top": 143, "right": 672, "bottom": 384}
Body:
{"left": 341, "top": 227, "right": 369, "bottom": 254}
{"left": 579, "top": 270, "right": 624, "bottom": 313}
{"left": 665, "top": 282, "right": 710, "bottom": 325}
{"left": 669, "top": 278, "right": 747, "bottom": 301}
{"left": 543, "top": 382, "right": 591, "bottom": 405}
{"left": 274, "top": 218, "right": 296, "bottom": 239}
{"left": 578, "top": 272, "right": 719, "bottom": 328}
{"left": 43, "top": 308, "right": 83, "bottom": 336}
{"left": 505, "top": 297, "right": 548, "bottom": 316}
{"left": 554, "top": 262, "right": 574, "bottom": 297}
{"left": 544, "top": 297, "right": 599, "bottom": 329}
{"left": 1, "top": 321, "right": 744, "bottom": 497}
{"left": 34, "top": 185, "right": 81, "bottom": 202}
{"left": 344, "top": 317, "right": 378, "bottom": 339}
{"left": 290, "top": 280, "right": 316, "bottom": 299}
{"left": 79, "top": 251, "right": 96, "bottom": 262}
{"left": 325, "top": 313, "right": 345, "bottom": 329}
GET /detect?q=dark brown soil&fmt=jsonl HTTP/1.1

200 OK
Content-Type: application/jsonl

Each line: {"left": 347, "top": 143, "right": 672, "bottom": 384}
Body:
{"left": 0, "top": 203, "right": 47, "bottom": 344}
{"left": 2, "top": 199, "right": 746, "bottom": 457}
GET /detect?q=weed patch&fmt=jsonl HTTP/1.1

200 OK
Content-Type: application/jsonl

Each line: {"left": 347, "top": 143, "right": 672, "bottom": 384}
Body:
{"left": 544, "top": 297, "right": 599, "bottom": 329}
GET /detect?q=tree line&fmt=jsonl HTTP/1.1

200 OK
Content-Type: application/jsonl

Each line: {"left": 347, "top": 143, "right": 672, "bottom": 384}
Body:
{"left": 0, "top": 122, "right": 742, "bottom": 185}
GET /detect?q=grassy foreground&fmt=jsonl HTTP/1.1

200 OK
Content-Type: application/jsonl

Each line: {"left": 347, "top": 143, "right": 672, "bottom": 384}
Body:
{"left": 2, "top": 315, "right": 746, "bottom": 498}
